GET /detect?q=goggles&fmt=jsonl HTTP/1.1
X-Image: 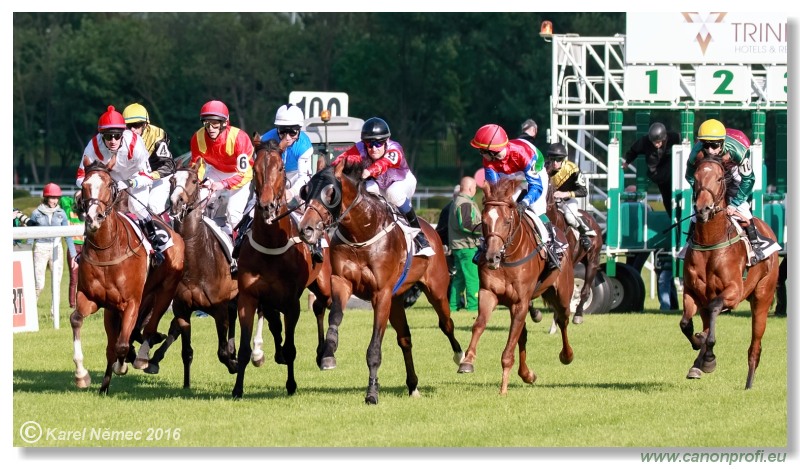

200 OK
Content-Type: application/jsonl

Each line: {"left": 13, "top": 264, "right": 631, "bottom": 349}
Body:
{"left": 102, "top": 132, "right": 123, "bottom": 142}
{"left": 702, "top": 141, "right": 723, "bottom": 150}
{"left": 278, "top": 127, "right": 300, "bottom": 138}
{"left": 479, "top": 148, "right": 500, "bottom": 158}
{"left": 363, "top": 139, "right": 387, "bottom": 149}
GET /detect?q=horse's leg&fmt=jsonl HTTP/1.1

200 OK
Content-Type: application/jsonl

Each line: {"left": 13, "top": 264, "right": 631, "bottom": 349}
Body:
{"left": 309, "top": 284, "right": 328, "bottom": 368}
{"left": 321, "top": 275, "right": 352, "bottom": 370}
{"left": 573, "top": 261, "right": 591, "bottom": 324}
{"left": 458, "top": 288, "right": 499, "bottom": 373}
{"left": 225, "top": 300, "right": 238, "bottom": 372}
{"left": 113, "top": 300, "right": 141, "bottom": 379}
{"left": 282, "top": 300, "right": 301, "bottom": 395}
{"left": 389, "top": 297, "right": 419, "bottom": 397}
{"left": 745, "top": 290, "right": 771, "bottom": 389}
{"left": 680, "top": 293, "right": 703, "bottom": 350}
{"left": 687, "top": 305, "right": 712, "bottom": 380}
{"left": 698, "top": 296, "right": 725, "bottom": 374}
{"left": 365, "top": 291, "right": 392, "bottom": 405}
{"left": 418, "top": 281, "right": 463, "bottom": 366}
{"left": 212, "top": 305, "right": 233, "bottom": 373}
{"left": 147, "top": 313, "right": 182, "bottom": 375}
{"left": 260, "top": 305, "right": 284, "bottom": 366}
{"left": 71, "top": 292, "right": 99, "bottom": 389}
{"left": 232, "top": 293, "right": 258, "bottom": 399}
{"left": 499, "top": 303, "right": 528, "bottom": 395}
{"left": 100, "top": 308, "right": 123, "bottom": 394}
{"left": 544, "top": 286, "right": 574, "bottom": 365}
{"left": 516, "top": 322, "right": 536, "bottom": 384}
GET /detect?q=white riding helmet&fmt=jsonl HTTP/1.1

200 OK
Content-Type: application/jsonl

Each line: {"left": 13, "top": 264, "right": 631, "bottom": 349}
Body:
{"left": 274, "top": 104, "right": 305, "bottom": 127}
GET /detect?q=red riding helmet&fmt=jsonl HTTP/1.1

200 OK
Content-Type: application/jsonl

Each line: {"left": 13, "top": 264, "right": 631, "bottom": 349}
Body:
{"left": 200, "top": 100, "right": 229, "bottom": 122}
{"left": 97, "top": 105, "right": 126, "bottom": 132}
{"left": 43, "top": 183, "right": 62, "bottom": 198}
{"left": 470, "top": 124, "right": 509, "bottom": 151}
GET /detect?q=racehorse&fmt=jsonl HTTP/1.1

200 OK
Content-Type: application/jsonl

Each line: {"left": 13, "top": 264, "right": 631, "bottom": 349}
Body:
{"left": 681, "top": 156, "right": 779, "bottom": 389}
{"left": 297, "top": 161, "right": 463, "bottom": 405}
{"left": 141, "top": 164, "right": 240, "bottom": 388}
{"left": 71, "top": 156, "right": 185, "bottom": 394}
{"left": 544, "top": 182, "right": 604, "bottom": 323}
{"left": 457, "top": 178, "right": 574, "bottom": 395}
{"left": 231, "top": 137, "right": 331, "bottom": 398}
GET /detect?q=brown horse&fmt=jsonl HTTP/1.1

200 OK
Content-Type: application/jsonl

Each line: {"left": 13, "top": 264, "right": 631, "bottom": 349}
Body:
{"left": 681, "top": 156, "right": 779, "bottom": 389}
{"left": 544, "top": 182, "right": 604, "bottom": 323}
{"left": 140, "top": 164, "right": 240, "bottom": 388}
{"left": 457, "top": 178, "right": 574, "bottom": 395}
{"left": 297, "top": 161, "right": 463, "bottom": 405}
{"left": 232, "top": 137, "right": 331, "bottom": 398}
{"left": 71, "top": 156, "right": 185, "bottom": 394}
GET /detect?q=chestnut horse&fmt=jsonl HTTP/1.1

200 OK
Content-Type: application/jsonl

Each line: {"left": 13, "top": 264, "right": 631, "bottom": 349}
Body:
{"left": 140, "top": 164, "right": 240, "bottom": 388}
{"left": 71, "top": 156, "right": 185, "bottom": 394}
{"left": 232, "top": 137, "right": 331, "bottom": 398}
{"left": 457, "top": 178, "right": 574, "bottom": 395}
{"left": 297, "top": 162, "right": 463, "bottom": 405}
{"left": 544, "top": 182, "right": 604, "bottom": 324}
{"left": 681, "top": 157, "right": 779, "bottom": 389}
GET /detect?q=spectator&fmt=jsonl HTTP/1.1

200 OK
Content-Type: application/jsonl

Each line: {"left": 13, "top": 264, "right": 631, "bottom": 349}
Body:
{"left": 59, "top": 192, "right": 84, "bottom": 309}
{"left": 436, "top": 184, "right": 461, "bottom": 305}
{"left": 12, "top": 208, "right": 36, "bottom": 248}
{"left": 29, "top": 183, "right": 76, "bottom": 300}
{"left": 448, "top": 176, "right": 481, "bottom": 312}
{"left": 518, "top": 119, "right": 538, "bottom": 146}
{"left": 775, "top": 255, "right": 786, "bottom": 316}
{"left": 622, "top": 122, "right": 681, "bottom": 217}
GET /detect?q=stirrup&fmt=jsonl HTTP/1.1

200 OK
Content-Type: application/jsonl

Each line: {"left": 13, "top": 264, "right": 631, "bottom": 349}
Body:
{"left": 230, "top": 258, "right": 238, "bottom": 275}
{"left": 579, "top": 235, "right": 591, "bottom": 250}
{"left": 311, "top": 246, "right": 324, "bottom": 263}
{"left": 751, "top": 248, "right": 766, "bottom": 264}
{"left": 151, "top": 251, "right": 164, "bottom": 267}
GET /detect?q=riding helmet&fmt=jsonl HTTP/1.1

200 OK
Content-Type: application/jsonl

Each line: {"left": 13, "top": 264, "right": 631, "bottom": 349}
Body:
{"left": 200, "top": 100, "right": 230, "bottom": 122}
{"left": 648, "top": 122, "right": 667, "bottom": 143}
{"left": 123, "top": 103, "right": 150, "bottom": 124}
{"left": 43, "top": 183, "right": 63, "bottom": 198}
{"left": 697, "top": 119, "right": 726, "bottom": 141}
{"left": 546, "top": 142, "right": 568, "bottom": 160}
{"left": 470, "top": 124, "right": 509, "bottom": 151}
{"left": 97, "top": 105, "right": 126, "bottom": 133}
{"left": 361, "top": 117, "right": 391, "bottom": 141}
{"left": 274, "top": 104, "right": 305, "bottom": 127}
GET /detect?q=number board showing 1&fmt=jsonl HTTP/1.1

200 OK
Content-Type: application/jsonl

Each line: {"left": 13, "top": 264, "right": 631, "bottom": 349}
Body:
{"left": 288, "top": 91, "right": 350, "bottom": 118}
{"left": 695, "top": 66, "right": 752, "bottom": 102}
{"left": 624, "top": 66, "right": 681, "bottom": 101}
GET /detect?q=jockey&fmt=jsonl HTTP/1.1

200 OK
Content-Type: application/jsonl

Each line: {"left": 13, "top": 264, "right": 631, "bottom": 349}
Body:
{"left": 470, "top": 124, "right": 560, "bottom": 270}
{"left": 685, "top": 118, "right": 765, "bottom": 263}
{"left": 545, "top": 142, "right": 597, "bottom": 251}
{"left": 75, "top": 105, "right": 167, "bottom": 264}
{"left": 189, "top": 100, "right": 254, "bottom": 240}
{"left": 332, "top": 117, "right": 434, "bottom": 256}
{"left": 231, "top": 103, "right": 322, "bottom": 271}
{"left": 123, "top": 103, "right": 176, "bottom": 216}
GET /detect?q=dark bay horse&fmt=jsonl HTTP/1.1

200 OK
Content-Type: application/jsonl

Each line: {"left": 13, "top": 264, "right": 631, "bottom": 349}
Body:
{"left": 457, "top": 178, "right": 574, "bottom": 395}
{"left": 232, "top": 137, "right": 331, "bottom": 398}
{"left": 681, "top": 156, "right": 779, "bottom": 389}
{"left": 544, "top": 182, "right": 603, "bottom": 324}
{"left": 71, "top": 156, "right": 185, "bottom": 394}
{"left": 139, "top": 164, "right": 240, "bottom": 388}
{"left": 297, "top": 162, "right": 463, "bottom": 405}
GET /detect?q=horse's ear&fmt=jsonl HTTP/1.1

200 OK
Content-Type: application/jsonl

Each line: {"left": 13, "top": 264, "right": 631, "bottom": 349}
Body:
{"left": 316, "top": 153, "right": 328, "bottom": 173}
{"left": 252, "top": 132, "right": 262, "bottom": 146}
{"left": 82, "top": 155, "right": 92, "bottom": 169}
{"left": 334, "top": 159, "right": 345, "bottom": 179}
{"left": 483, "top": 181, "right": 493, "bottom": 199}
{"left": 107, "top": 153, "right": 117, "bottom": 171}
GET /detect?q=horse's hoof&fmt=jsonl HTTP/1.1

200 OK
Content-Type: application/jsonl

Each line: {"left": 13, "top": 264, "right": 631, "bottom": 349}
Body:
{"left": 231, "top": 389, "right": 243, "bottom": 399}
{"left": 686, "top": 367, "right": 703, "bottom": 379}
{"left": 251, "top": 350, "right": 265, "bottom": 367}
{"left": 113, "top": 362, "right": 128, "bottom": 376}
{"left": 409, "top": 388, "right": 421, "bottom": 398}
{"left": 320, "top": 356, "right": 337, "bottom": 370}
{"left": 701, "top": 360, "right": 717, "bottom": 373}
{"left": 144, "top": 363, "right": 160, "bottom": 375}
{"left": 132, "top": 358, "right": 148, "bottom": 370}
{"left": 520, "top": 371, "right": 537, "bottom": 385}
{"left": 274, "top": 353, "right": 286, "bottom": 365}
{"left": 286, "top": 381, "right": 297, "bottom": 396}
{"left": 458, "top": 363, "right": 475, "bottom": 374}
{"left": 530, "top": 307, "right": 543, "bottom": 323}
{"left": 572, "top": 314, "right": 583, "bottom": 325}
{"left": 365, "top": 394, "right": 379, "bottom": 405}
{"left": 559, "top": 350, "right": 574, "bottom": 365}
{"left": 226, "top": 361, "right": 238, "bottom": 374}
{"left": 75, "top": 372, "right": 91, "bottom": 389}
{"left": 453, "top": 351, "right": 465, "bottom": 366}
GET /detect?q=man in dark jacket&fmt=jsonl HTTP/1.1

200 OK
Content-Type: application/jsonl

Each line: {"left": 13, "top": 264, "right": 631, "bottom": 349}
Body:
{"left": 622, "top": 122, "right": 681, "bottom": 216}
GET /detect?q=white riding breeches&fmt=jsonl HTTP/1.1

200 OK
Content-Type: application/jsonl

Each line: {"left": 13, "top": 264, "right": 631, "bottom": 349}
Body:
{"left": 365, "top": 172, "right": 417, "bottom": 208}
{"left": 147, "top": 174, "right": 173, "bottom": 215}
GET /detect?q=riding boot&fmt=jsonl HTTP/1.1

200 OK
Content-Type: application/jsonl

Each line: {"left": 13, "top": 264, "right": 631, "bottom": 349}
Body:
{"left": 745, "top": 224, "right": 766, "bottom": 263}
{"left": 141, "top": 219, "right": 165, "bottom": 266}
{"left": 230, "top": 213, "right": 254, "bottom": 275}
{"left": 544, "top": 222, "right": 560, "bottom": 271}
{"left": 576, "top": 218, "right": 596, "bottom": 251}
{"left": 404, "top": 207, "right": 431, "bottom": 253}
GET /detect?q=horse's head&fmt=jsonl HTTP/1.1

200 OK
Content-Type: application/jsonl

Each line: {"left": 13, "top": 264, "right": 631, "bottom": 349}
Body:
{"left": 298, "top": 165, "right": 344, "bottom": 244}
{"left": 480, "top": 178, "right": 520, "bottom": 269}
{"left": 169, "top": 164, "right": 201, "bottom": 221}
{"left": 80, "top": 155, "right": 119, "bottom": 233}
{"left": 252, "top": 136, "right": 286, "bottom": 223}
{"left": 693, "top": 156, "right": 726, "bottom": 223}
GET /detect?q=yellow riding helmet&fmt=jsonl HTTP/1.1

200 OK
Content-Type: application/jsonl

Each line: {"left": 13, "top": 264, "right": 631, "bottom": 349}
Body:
{"left": 123, "top": 103, "right": 150, "bottom": 124}
{"left": 697, "top": 119, "right": 725, "bottom": 141}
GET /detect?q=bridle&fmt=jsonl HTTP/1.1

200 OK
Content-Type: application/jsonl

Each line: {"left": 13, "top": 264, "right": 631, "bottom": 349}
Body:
{"left": 169, "top": 169, "right": 208, "bottom": 224}
{"left": 252, "top": 145, "right": 294, "bottom": 223}
{"left": 693, "top": 157, "right": 726, "bottom": 220}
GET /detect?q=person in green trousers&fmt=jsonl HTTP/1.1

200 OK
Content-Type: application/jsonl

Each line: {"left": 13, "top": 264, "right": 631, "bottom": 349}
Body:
{"left": 448, "top": 176, "right": 481, "bottom": 312}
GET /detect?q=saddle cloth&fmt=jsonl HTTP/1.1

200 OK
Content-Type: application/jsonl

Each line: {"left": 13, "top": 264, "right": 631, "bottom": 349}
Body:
{"left": 122, "top": 214, "right": 174, "bottom": 254}
{"left": 676, "top": 217, "right": 780, "bottom": 266}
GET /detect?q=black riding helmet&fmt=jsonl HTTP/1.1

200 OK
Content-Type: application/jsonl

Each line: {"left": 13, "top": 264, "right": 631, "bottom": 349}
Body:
{"left": 648, "top": 122, "right": 667, "bottom": 143}
{"left": 546, "top": 142, "right": 568, "bottom": 160}
{"left": 361, "top": 117, "right": 391, "bottom": 141}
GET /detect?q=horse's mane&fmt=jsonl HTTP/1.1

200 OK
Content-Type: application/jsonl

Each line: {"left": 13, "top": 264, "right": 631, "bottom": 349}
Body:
{"left": 484, "top": 178, "right": 519, "bottom": 204}
{"left": 255, "top": 137, "right": 282, "bottom": 155}
{"left": 84, "top": 160, "right": 111, "bottom": 174}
